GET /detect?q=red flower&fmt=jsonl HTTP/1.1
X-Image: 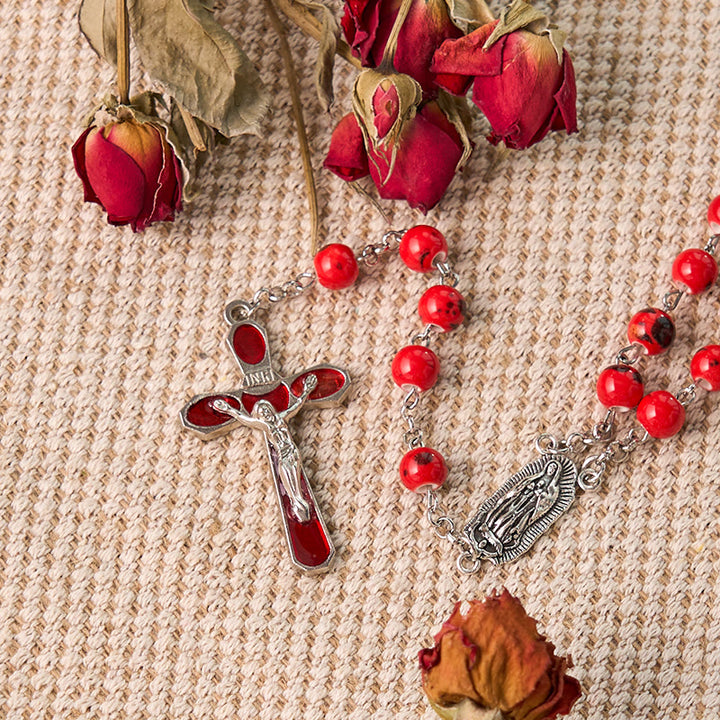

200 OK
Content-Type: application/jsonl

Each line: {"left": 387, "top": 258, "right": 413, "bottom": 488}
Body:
{"left": 324, "top": 70, "right": 470, "bottom": 212}
{"left": 420, "top": 590, "right": 582, "bottom": 720}
{"left": 72, "top": 116, "right": 184, "bottom": 232}
{"left": 366, "top": 99, "right": 466, "bottom": 212}
{"left": 432, "top": 4, "right": 577, "bottom": 150}
{"left": 341, "top": 0, "right": 463, "bottom": 91}
{"left": 324, "top": 113, "right": 370, "bottom": 182}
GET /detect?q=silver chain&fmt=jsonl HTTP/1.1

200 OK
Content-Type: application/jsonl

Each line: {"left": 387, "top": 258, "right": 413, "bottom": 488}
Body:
{"left": 225, "top": 229, "right": 407, "bottom": 321}
{"left": 226, "top": 270, "right": 316, "bottom": 321}
{"left": 424, "top": 490, "right": 480, "bottom": 573}
{"left": 615, "top": 343, "right": 644, "bottom": 365}
{"left": 576, "top": 427, "right": 650, "bottom": 490}
{"left": 225, "top": 230, "right": 405, "bottom": 322}
{"left": 435, "top": 260, "right": 460, "bottom": 287}
{"left": 704, "top": 234, "right": 720, "bottom": 255}
{"left": 410, "top": 324, "right": 436, "bottom": 347}
{"left": 401, "top": 387, "right": 424, "bottom": 449}
{"left": 676, "top": 382, "right": 697, "bottom": 406}
{"left": 357, "top": 230, "right": 404, "bottom": 268}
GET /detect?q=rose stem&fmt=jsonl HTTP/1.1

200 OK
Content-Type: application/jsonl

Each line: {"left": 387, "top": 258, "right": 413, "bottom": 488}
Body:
{"left": 380, "top": 0, "right": 414, "bottom": 69}
{"left": 274, "top": 0, "right": 361, "bottom": 69}
{"left": 116, "top": 0, "right": 130, "bottom": 104}
{"left": 178, "top": 103, "right": 207, "bottom": 153}
{"left": 263, "top": 0, "right": 320, "bottom": 255}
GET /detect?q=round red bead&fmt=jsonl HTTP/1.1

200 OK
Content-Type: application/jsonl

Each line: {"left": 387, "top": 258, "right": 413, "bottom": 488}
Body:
{"left": 636, "top": 390, "right": 685, "bottom": 439}
{"left": 391, "top": 345, "right": 440, "bottom": 391}
{"left": 399, "top": 447, "right": 448, "bottom": 492}
{"left": 399, "top": 226, "right": 448, "bottom": 273}
{"left": 672, "top": 248, "right": 718, "bottom": 295}
{"left": 627, "top": 307, "right": 675, "bottom": 356}
{"left": 596, "top": 364, "right": 644, "bottom": 411}
{"left": 418, "top": 285, "right": 465, "bottom": 332}
{"left": 708, "top": 195, "right": 720, "bottom": 231}
{"left": 691, "top": 344, "right": 720, "bottom": 391}
{"left": 314, "top": 243, "right": 359, "bottom": 289}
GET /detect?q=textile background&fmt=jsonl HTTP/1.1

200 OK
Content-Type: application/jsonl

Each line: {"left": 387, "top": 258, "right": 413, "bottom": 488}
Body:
{"left": 1, "top": 1, "right": 719, "bottom": 718}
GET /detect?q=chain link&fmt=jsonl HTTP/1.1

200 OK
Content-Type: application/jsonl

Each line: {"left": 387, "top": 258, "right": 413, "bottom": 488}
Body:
{"left": 434, "top": 260, "right": 460, "bottom": 287}
{"left": 615, "top": 343, "right": 644, "bottom": 365}
{"left": 401, "top": 387, "right": 424, "bottom": 448}
{"left": 662, "top": 288, "right": 684, "bottom": 312}
{"left": 424, "top": 490, "right": 480, "bottom": 573}
{"left": 704, "top": 234, "right": 720, "bottom": 255}
{"left": 533, "top": 409, "right": 653, "bottom": 492}
{"left": 226, "top": 270, "right": 316, "bottom": 321}
{"left": 410, "top": 324, "right": 436, "bottom": 346}
{"left": 535, "top": 409, "right": 616, "bottom": 458}
{"left": 576, "top": 426, "right": 650, "bottom": 490}
{"left": 357, "top": 230, "right": 404, "bottom": 268}
{"left": 251, "top": 270, "right": 316, "bottom": 308}
{"left": 676, "top": 382, "right": 697, "bottom": 407}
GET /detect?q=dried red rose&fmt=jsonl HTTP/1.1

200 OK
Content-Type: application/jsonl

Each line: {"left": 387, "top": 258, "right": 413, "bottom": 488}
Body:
{"left": 324, "top": 68, "right": 470, "bottom": 212}
{"left": 341, "top": 0, "right": 464, "bottom": 92}
{"left": 419, "top": 590, "right": 581, "bottom": 720}
{"left": 72, "top": 113, "right": 184, "bottom": 232}
{"left": 432, "top": 0, "right": 577, "bottom": 150}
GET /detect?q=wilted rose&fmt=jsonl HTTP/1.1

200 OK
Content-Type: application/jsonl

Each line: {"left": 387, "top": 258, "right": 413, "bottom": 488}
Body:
{"left": 72, "top": 113, "right": 184, "bottom": 232}
{"left": 324, "top": 68, "right": 470, "bottom": 212}
{"left": 419, "top": 590, "right": 581, "bottom": 720}
{"left": 341, "top": 0, "right": 464, "bottom": 91}
{"left": 432, "top": 0, "right": 577, "bottom": 150}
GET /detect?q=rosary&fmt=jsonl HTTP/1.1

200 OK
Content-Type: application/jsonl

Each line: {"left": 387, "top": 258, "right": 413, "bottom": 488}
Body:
{"left": 181, "top": 207, "right": 720, "bottom": 575}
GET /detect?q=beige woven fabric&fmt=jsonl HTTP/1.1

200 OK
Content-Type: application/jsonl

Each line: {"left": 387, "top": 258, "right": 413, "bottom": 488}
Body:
{"left": 2, "top": 0, "right": 720, "bottom": 718}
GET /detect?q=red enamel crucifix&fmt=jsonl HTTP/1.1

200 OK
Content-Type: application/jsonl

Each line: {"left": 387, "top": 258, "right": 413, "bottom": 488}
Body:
{"left": 181, "top": 301, "right": 350, "bottom": 574}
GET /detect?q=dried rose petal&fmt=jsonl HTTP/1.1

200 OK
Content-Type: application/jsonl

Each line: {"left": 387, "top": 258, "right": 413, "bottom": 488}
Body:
{"left": 72, "top": 116, "right": 184, "bottom": 232}
{"left": 341, "top": 0, "right": 464, "bottom": 92}
{"left": 432, "top": 3, "right": 577, "bottom": 150}
{"left": 420, "top": 590, "right": 581, "bottom": 720}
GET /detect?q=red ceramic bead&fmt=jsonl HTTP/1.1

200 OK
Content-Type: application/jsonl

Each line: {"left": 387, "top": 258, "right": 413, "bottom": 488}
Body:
{"left": 708, "top": 195, "right": 720, "bottom": 231}
{"left": 418, "top": 285, "right": 465, "bottom": 332}
{"left": 313, "top": 243, "right": 359, "bottom": 289}
{"left": 391, "top": 345, "right": 440, "bottom": 391}
{"left": 691, "top": 345, "right": 720, "bottom": 391}
{"left": 672, "top": 248, "right": 718, "bottom": 295}
{"left": 627, "top": 307, "right": 675, "bottom": 356}
{"left": 636, "top": 390, "right": 685, "bottom": 439}
{"left": 399, "top": 447, "right": 448, "bottom": 492}
{"left": 399, "top": 225, "right": 448, "bottom": 273}
{"left": 596, "top": 364, "right": 644, "bottom": 411}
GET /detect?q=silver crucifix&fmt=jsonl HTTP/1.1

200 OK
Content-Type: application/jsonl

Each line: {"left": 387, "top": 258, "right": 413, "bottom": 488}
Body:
{"left": 180, "top": 301, "right": 351, "bottom": 574}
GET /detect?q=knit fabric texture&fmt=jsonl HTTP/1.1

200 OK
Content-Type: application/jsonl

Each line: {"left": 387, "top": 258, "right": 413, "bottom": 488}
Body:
{"left": 1, "top": 1, "right": 720, "bottom": 718}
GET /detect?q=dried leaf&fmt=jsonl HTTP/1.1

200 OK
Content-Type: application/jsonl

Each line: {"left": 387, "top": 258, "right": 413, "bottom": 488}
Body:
{"left": 312, "top": 2, "right": 340, "bottom": 110}
{"left": 436, "top": 90, "right": 473, "bottom": 170}
{"left": 484, "top": 0, "right": 566, "bottom": 61}
{"left": 78, "top": 0, "right": 117, "bottom": 65}
{"left": 169, "top": 99, "right": 221, "bottom": 199}
{"left": 127, "top": 0, "right": 270, "bottom": 136}
{"left": 352, "top": 69, "right": 422, "bottom": 185}
{"left": 445, "top": 0, "right": 494, "bottom": 30}
{"left": 281, "top": 0, "right": 339, "bottom": 110}
{"left": 352, "top": 69, "right": 422, "bottom": 150}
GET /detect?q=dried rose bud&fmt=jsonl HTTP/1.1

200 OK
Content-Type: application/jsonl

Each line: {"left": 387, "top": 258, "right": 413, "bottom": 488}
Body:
{"left": 419, "top": 590, "right": 581, "bottom": 720}
{"left": 72, "top": 105, "right": 184, "bottom": 232}
{"left": 432, "top": 0, "right": 577, "bottom": 150}
{"left": 324, "top": 68, "right": 471, "bottom": 212}
{"left": 341, "top": 0, "right": 465, "bottom": 92}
